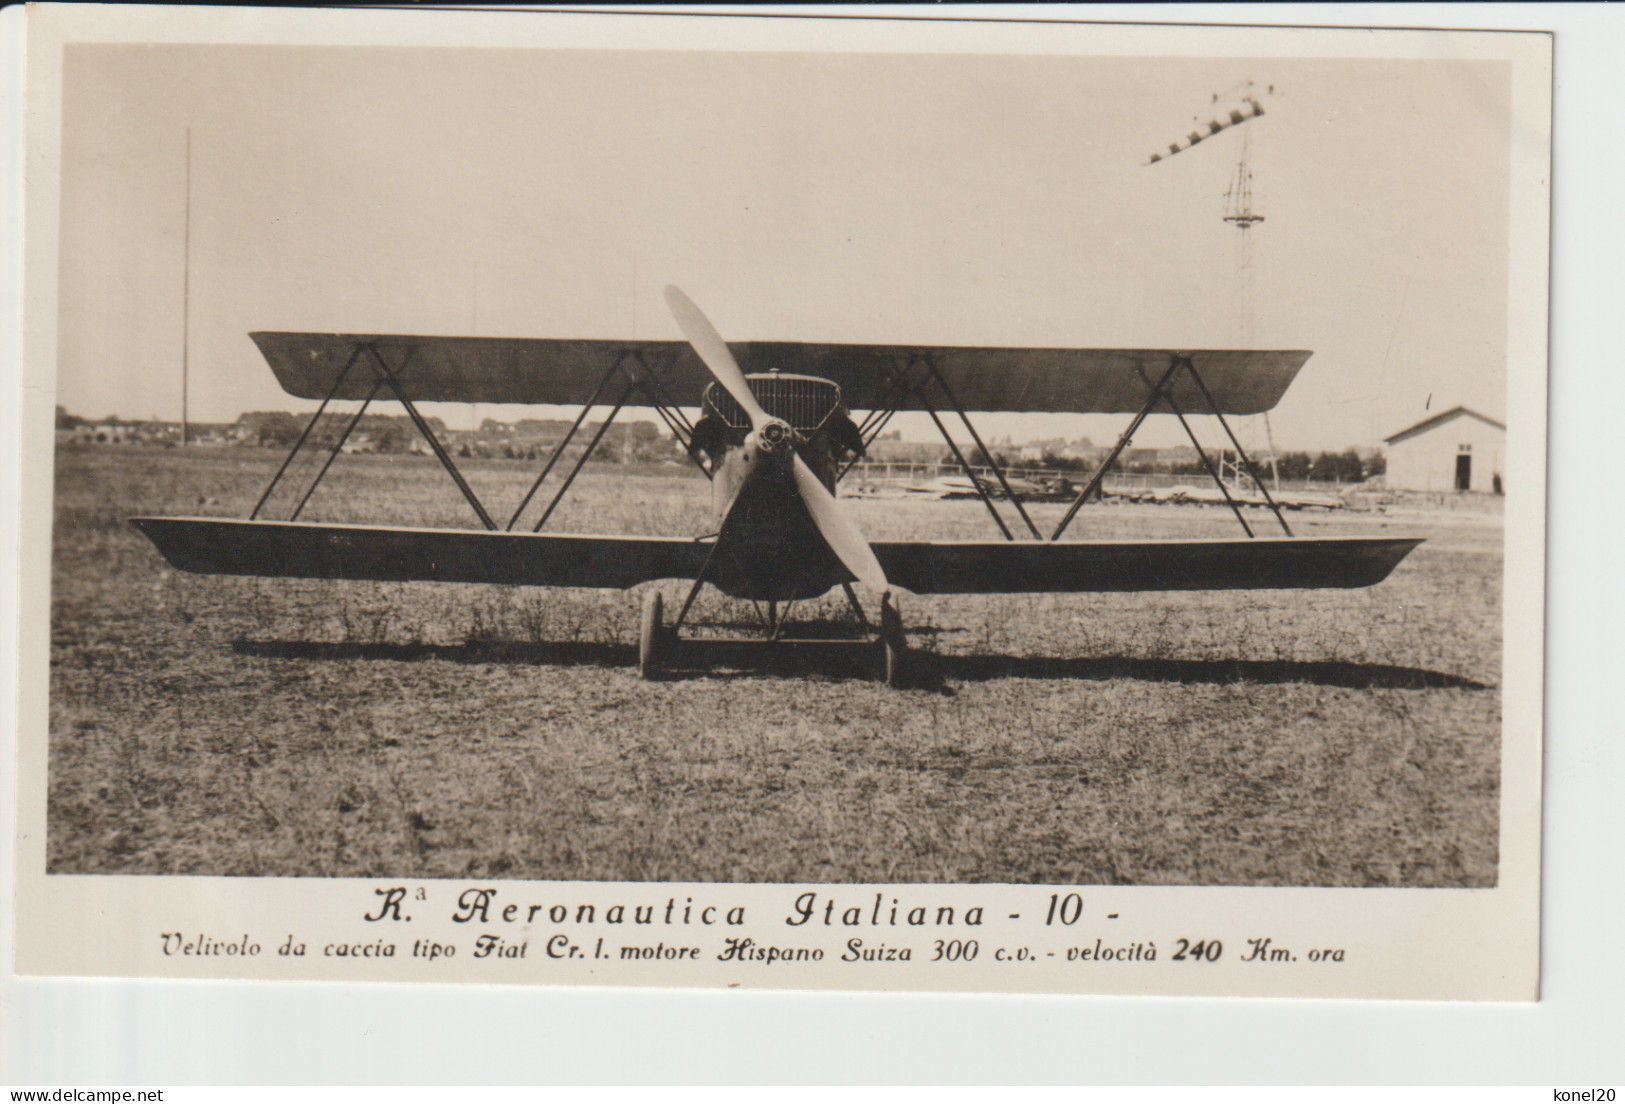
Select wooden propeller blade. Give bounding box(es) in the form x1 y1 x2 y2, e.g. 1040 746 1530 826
793 455 888 593
663 285 770 428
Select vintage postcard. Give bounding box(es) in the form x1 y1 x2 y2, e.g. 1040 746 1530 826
13 6 1549 999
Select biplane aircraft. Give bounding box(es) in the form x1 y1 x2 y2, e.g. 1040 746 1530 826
133 286 1421 685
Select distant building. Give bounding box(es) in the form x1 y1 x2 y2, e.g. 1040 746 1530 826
1382 406 1505 493
1155 445 1201 467
1018 437 1098 463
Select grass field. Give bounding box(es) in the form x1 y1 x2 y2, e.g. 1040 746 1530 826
47 443 1502 886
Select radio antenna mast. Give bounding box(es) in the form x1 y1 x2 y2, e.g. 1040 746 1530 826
1223 121 1264 344
181 127 191 447
1147 82 1280 487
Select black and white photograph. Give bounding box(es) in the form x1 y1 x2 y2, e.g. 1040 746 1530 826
13 7 1548 999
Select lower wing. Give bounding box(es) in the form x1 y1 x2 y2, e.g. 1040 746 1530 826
130 517 711 589
871 537 1422 593
132 517 1420 593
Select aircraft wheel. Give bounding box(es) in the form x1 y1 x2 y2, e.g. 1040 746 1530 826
638 590 664 680
879 592 907 689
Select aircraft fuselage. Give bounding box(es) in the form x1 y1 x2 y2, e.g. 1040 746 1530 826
692 373 864 601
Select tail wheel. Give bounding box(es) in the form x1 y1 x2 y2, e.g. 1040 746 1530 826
638 590 664 680
879 591 907 688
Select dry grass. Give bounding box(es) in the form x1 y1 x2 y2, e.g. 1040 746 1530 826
47 444 1501 885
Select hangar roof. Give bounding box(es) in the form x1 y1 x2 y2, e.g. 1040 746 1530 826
1383 406 1506 446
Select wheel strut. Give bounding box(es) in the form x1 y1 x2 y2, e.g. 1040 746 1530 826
879 591 907 688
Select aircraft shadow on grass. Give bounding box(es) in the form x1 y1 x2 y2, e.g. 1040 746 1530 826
927 654 1492 692
231 638 1490 693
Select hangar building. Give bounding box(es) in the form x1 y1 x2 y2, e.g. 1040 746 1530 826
1382 406 1506 493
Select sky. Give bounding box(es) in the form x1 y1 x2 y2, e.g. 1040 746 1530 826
54 43 1514 450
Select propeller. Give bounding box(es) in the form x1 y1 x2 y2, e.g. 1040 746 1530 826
664 285 769 428
664 285 888 593
790 457 888 592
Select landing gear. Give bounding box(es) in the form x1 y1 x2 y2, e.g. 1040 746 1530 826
879 591 908 689
637 584 910 686
638 589 664 681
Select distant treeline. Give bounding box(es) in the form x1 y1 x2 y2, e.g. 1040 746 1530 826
56 406 1385 481
959 447 1384 484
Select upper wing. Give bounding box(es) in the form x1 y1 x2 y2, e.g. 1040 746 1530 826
753 343 1311 416
252 332 1311 415
253 333 709 410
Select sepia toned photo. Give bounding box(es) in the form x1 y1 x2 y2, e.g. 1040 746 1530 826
14 8 1549 998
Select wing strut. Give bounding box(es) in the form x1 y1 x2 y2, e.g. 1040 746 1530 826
1049 354 1294 541
1137 359 1255 537
506 348 633 530
290 374 389 522
836 357 921 481
243 341 500 530
529 375 639 533
252 336 709 536
891 352 1042 542
508 348 711 533
245 342 501 529
922 356 1043 539
631 349 709 475
921 389 1015 541
1183 364 1294 536
250 342 365 521
364 344 497 530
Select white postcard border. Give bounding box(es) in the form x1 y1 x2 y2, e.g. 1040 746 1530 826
12 4 1549 1006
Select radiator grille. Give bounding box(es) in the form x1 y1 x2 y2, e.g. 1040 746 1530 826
704 375 842 433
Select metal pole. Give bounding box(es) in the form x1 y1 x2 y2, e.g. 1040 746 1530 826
651 402 711 477
181 128 190 447
840 581 873 633
626 350 697 437
843 357 929 480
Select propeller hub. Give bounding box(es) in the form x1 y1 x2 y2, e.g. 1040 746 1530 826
757 419 792 453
